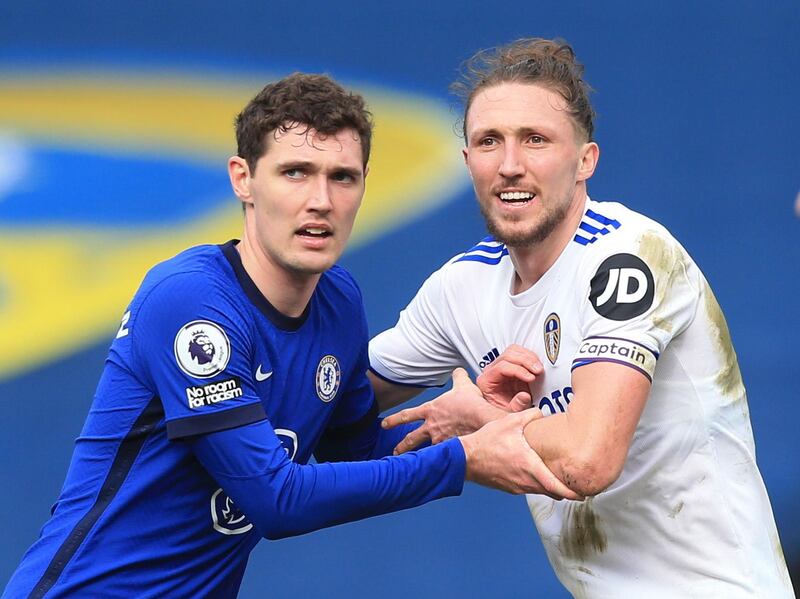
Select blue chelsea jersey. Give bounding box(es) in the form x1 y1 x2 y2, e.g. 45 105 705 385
5 241 465 599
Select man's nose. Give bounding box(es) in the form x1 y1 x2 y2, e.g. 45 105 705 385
498 144 525 179
307 177 333 212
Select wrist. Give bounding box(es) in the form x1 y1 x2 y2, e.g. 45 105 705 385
458 431 486 483
471 402 505 429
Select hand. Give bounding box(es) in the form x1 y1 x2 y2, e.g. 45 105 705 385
476 345 544 412
459 410 583 501
383 368 505 455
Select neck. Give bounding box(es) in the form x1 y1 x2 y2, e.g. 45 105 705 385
237 228 320 319
508 189 587 294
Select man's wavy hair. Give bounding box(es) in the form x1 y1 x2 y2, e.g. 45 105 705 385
452 38 595 143
235 73 373 172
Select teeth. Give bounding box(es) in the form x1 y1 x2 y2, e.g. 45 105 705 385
499 191 533 201
304 228 327 235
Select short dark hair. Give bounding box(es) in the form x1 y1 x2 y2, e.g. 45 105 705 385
452 38 595 143
235 73 373 172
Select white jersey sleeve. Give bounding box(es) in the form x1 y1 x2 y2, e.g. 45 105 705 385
573 221 702 382
369 266 466 387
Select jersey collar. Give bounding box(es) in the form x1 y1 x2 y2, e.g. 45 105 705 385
219 240 310 332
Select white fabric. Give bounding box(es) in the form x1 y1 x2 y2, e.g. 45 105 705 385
370 198 793 598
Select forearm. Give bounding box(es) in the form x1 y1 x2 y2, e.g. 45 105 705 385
369 370 424 411
192 421 465 540
520 362 652 496
525 413 636 497
522 414 591 492
228 440 464 539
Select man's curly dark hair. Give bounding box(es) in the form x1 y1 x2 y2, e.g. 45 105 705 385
235 72 373 172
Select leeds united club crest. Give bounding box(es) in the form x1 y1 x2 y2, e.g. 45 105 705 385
544 313 561 365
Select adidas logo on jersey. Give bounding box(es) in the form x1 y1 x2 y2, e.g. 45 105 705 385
479 347 500 369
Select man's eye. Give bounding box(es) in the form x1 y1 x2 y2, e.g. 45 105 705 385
528 135 545 144
285 168 305 179
332 172 355 183
479 137 497 147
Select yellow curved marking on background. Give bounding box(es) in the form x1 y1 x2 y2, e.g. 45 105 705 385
0 69 467 378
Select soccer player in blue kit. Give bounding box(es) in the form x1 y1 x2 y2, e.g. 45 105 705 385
3 73 569 598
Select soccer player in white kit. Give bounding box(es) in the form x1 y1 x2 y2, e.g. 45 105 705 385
368 39 794 598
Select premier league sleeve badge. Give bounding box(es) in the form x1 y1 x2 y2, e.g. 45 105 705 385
174 320 231 378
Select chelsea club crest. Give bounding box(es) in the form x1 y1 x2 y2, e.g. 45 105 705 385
544 313 561 365
315 355 341 402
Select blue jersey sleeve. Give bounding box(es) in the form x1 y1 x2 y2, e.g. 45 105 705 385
131 271 266 439
189 418 465 540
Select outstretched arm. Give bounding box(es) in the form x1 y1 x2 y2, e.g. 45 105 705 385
190 418 465 541
189 400 567 541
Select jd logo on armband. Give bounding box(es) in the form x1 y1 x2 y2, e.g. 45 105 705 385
589 254 654 320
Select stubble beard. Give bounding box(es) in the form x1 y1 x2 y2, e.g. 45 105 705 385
479 194 572 248
283 250 336 276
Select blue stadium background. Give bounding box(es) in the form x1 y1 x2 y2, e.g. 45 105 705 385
1 1 798 596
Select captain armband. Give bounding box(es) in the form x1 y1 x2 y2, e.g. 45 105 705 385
571 336 659 382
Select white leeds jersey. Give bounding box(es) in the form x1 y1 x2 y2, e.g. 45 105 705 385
369 199 793 598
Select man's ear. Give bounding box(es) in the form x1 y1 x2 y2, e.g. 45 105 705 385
576 142 599 182
228 156 253 206
462 147 473 180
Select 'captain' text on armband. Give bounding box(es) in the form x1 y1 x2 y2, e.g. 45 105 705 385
580 341 647 365
571 336 658 381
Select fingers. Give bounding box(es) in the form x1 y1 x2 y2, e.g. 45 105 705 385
479 361 537 385
508 391 533 412
393 427 431 455
451 367 472 388
513 410 582 501
496 344 544 375
516 407 543 427
523 452 584 501
481 411 581 500
476 357 540 405
381 405 425 430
